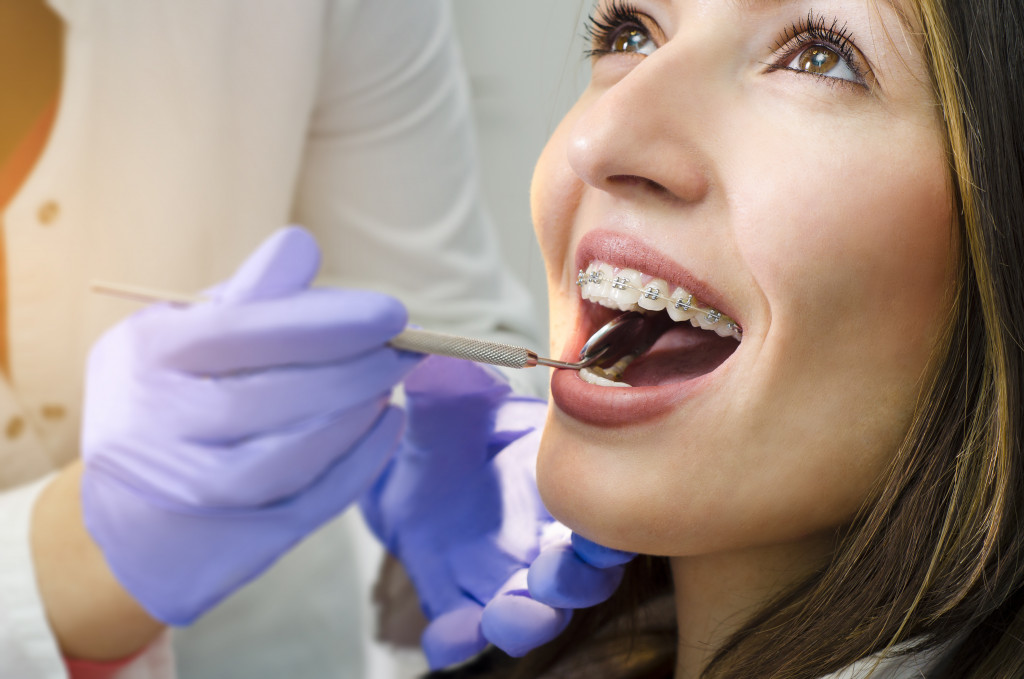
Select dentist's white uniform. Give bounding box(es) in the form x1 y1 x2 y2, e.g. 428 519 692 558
0 1 540 677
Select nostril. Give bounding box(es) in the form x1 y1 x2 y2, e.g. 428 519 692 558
607 174 671 197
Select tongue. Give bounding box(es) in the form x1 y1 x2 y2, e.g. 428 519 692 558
620 323 737 387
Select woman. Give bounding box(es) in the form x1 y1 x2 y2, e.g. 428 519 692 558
432 0 1024 676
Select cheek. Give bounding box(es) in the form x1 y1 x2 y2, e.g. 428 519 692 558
729 110 955 427
733 119 954 333
720 122 955 535
530 109 585 289
532 101 593 356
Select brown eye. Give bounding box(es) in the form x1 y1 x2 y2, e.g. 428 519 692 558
783 43 859 83
611 28 655 55
796 46 840 74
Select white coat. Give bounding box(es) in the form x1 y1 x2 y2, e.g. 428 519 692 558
0 0 541 677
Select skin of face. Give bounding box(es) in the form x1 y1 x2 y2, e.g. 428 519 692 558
532 0 954 562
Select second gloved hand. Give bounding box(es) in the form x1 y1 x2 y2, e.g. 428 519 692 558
80 226 421 625
361 355 635 668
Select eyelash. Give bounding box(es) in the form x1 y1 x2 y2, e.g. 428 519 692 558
768 11 866 87
583 4 867 88
583 0 648 59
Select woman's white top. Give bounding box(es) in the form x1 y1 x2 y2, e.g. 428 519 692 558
0 0 540 677
820 638 958 678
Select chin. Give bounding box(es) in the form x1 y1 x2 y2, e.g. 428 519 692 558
536 413 718 555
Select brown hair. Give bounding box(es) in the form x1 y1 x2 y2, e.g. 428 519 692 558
431 0 1024 676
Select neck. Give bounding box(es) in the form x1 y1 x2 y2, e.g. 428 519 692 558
669 536 835 679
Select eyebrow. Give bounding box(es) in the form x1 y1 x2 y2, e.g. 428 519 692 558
728 0 915 33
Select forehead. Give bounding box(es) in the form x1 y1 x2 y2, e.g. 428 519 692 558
641 0 918 32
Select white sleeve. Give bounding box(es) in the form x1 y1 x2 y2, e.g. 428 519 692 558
0 474 175 679
108 633 175 679
0 474 66 679
291 0 545 397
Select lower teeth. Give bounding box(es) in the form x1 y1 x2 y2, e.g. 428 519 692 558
579 367 631 388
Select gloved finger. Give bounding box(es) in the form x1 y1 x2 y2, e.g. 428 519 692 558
201 399 396 507
571 533 637 568
218 226 320 303
359 455 396 545
155 346 419 441
138 288 409 374
85 407 406 626
480 569 572 658
286 405 406 526
105 398 397 508
421 603 487 670
526 542 626 609
402 355 512 468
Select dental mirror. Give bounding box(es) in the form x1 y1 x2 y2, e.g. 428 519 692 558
571 310 653 369
387 310 651 371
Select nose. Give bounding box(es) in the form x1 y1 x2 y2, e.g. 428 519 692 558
567 47 713 206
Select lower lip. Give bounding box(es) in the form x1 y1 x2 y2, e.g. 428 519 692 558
548 329 715 427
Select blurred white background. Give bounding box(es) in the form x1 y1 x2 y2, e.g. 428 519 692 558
450 1 590 350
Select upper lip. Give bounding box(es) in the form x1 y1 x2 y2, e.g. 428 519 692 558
573 229 743 328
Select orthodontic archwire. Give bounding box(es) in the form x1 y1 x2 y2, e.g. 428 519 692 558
577 268 742 339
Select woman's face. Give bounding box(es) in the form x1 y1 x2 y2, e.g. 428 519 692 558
534 0 953 557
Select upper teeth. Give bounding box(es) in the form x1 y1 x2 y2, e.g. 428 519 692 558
577 262 741 341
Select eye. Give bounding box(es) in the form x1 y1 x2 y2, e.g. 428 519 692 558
584 1 658 59
607 27 656 56
786 44 859 82
769 12 869 89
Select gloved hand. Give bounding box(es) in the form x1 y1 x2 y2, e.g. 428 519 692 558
80 226 421 625
480 531 636 658
360 355 635 668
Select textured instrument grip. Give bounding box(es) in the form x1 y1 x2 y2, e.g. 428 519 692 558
389 329 534 369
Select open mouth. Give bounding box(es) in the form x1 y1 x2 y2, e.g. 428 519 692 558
574 261 741 388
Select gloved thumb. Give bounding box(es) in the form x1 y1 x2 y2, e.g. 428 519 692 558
219 226 321 304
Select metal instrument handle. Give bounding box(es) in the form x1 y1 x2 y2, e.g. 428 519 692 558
389 328 540 369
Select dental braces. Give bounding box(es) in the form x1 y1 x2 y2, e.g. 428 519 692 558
577 268 742 338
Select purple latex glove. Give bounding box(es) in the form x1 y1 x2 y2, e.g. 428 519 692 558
360 355 635 668
480 532 635 658
81 226 421 625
